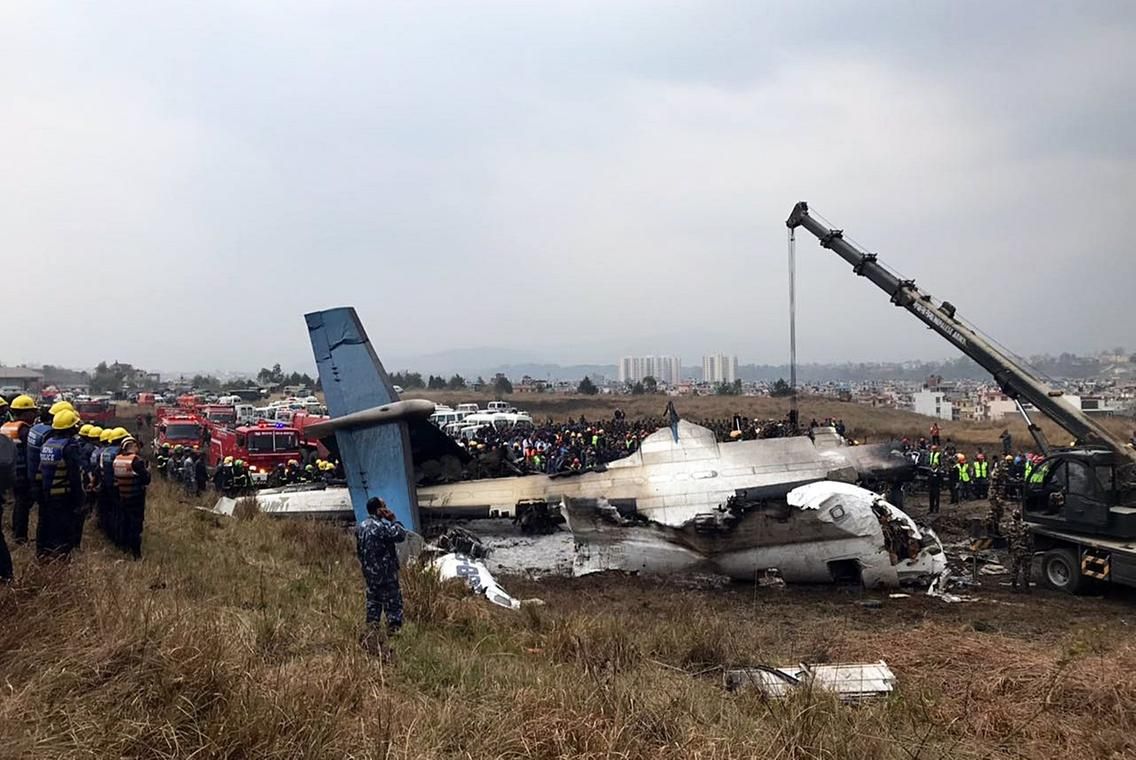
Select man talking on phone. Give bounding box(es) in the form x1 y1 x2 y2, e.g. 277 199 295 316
355 496 407 634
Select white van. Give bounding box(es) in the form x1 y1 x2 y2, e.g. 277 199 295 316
487 401 511 412
235 404 257 425
456 403 479 415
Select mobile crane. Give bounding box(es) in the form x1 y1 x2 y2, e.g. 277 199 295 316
787 201 1136 593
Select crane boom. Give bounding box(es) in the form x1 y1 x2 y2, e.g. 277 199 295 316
786 201 1135 464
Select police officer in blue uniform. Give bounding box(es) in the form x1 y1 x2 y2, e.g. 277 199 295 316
23 401 68 545
37 408 84 559
355 497 406 634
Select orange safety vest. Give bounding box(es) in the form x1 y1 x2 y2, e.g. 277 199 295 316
1 419 28 441
113 453 145 500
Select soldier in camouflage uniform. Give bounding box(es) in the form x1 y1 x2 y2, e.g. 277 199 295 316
1006 508 1033 592
355 496 406 633
986 454 1011 535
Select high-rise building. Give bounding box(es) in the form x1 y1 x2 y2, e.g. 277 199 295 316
618 355 682 386
702 354 738 384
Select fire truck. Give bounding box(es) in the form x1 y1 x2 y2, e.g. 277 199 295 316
198 404 238 428
287 410 332 462
208 422 303 483
155 414 206 451
76 399 116 426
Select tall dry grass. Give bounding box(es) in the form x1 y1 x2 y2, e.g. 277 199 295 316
2 479 1135 758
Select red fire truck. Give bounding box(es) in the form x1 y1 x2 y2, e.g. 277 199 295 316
208 422 303 483
287 410 332 461
198 404 237 428
155 414 206 451
76 399 116 426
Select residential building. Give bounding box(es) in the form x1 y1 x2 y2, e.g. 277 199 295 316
618 355 682 386
912 389 953 420
702 354 738 384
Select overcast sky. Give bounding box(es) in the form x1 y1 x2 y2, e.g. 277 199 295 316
4 1 1134 373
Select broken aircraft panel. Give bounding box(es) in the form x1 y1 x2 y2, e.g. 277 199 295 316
566 481 944 587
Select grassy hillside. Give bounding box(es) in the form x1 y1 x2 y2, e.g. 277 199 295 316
2 482 1135 758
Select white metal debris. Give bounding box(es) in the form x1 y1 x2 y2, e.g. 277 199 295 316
724 661 896 701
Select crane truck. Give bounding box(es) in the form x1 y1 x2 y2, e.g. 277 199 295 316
787 201 1136 594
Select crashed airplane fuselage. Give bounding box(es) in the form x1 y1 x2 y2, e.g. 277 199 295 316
221 416 940 587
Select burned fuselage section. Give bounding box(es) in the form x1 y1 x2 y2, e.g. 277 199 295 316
565 481 944 588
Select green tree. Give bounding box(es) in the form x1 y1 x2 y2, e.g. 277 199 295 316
446 374 467 390
642 375 658 394
577 376 598 395
631 381 645 395
492 374 513 395
770 378 793 397
715 381 738 396
427 375 446 390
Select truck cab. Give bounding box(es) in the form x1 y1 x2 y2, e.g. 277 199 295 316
199 404 238 428
1024 450 1136 538
156 416 205 451
209 423 303 481
76 399 115 426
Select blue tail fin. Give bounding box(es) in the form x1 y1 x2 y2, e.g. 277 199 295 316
306 307 419 530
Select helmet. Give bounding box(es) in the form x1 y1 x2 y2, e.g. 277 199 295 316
52 409 81 430
287 459 299 468
89 426 104 439
109 427 130 442
11 394 36 411
224 456 234 465
1004 455 1013 462
79 424 93 437
49 400 75 415
99 429 113 442
119 436 138 449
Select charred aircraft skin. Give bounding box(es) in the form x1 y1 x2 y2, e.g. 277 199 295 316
565 482 945 587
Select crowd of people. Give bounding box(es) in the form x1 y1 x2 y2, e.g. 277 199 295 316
0 396 152 582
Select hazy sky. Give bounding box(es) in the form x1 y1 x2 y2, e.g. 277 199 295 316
4 1 1134 373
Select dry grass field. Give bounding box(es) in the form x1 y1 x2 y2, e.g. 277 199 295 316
3 477 1136 759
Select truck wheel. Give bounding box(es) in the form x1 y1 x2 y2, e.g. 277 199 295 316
1041 548 1084 594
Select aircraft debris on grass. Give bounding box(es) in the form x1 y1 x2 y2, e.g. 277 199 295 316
213 306 945 589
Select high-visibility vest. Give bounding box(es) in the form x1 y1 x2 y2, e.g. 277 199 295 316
39 437 74 498
974 461 988 478
1029 464 1048 484
930 452 941 467
1024 461 1033 480
1 420 29 487
113 453 145 500
957 464 971 483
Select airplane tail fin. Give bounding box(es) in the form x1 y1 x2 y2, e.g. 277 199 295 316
306 307 421 529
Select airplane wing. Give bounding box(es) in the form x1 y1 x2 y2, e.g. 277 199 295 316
305 307 420 530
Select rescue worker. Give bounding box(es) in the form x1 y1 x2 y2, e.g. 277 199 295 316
972 453 988 500
213 456 234 492
284 459 301 484
947 453 961 505
194 452 207 496
74 424 102 548
99 428 128 545
2 395 38 549
85 426 105 533
0 398 11 581
37 409 84 559
113 436 151 559
23 402 65 544
180 451 196 496
155 443 171 478
987 455 1011 535
1006 508 1033 592
355 496 406 634
230 459 251 493
957 454 972 501
926 444 942 514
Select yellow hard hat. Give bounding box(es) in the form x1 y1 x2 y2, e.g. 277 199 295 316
89 426 104 439
49 400 75 415
52 409 81 430
223 456 234 465
109 427 130 442
0 397 6 408
79 424 93 437
99 429 113 442
11 395 36 411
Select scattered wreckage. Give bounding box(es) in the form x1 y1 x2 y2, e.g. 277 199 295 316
724 661 897 702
